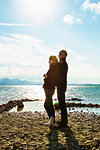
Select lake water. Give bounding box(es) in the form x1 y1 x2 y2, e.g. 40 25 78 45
0 85 100 114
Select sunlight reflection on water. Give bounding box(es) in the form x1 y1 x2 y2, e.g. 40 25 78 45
0 85 100 105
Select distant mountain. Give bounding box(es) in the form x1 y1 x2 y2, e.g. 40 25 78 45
0 78 36 85
68 84 100 86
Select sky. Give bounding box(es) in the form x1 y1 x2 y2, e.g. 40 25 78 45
0 0 100 84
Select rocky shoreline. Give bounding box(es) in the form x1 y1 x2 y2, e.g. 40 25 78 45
0 98 100 113
0 99 100 149
0 111 100 150
0 99 39 113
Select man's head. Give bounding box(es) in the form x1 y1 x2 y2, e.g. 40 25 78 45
59 50 67 60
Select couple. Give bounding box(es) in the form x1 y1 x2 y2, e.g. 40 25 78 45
43 50 68 128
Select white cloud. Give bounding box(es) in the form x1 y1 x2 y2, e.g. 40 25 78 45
63 15 74 24
0 23 34 26
0 34 100 83
0 34 53 81
63 14 82 24
68 48 100 83
82 0 100 14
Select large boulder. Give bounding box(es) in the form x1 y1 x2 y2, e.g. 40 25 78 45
17 101 24 108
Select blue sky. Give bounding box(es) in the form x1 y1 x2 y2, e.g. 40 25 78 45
0 0 100 84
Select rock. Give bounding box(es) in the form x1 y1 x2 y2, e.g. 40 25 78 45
0 114 2 119
92 138 100 148
0 112 100 150
67 98 84 101
17 106 24 112
17 101 24 108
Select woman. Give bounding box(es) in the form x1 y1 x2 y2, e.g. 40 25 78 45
43 56 58 126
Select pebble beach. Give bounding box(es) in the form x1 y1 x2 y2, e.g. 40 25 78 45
0 110 100 150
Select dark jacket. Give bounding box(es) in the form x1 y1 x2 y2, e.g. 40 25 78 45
43 63 57 90
56 58 68 92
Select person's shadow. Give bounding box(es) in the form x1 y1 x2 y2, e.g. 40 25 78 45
46 125 81 150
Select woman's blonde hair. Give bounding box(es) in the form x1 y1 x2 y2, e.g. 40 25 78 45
49 56 58 63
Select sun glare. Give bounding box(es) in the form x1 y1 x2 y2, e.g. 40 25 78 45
15 0 61 24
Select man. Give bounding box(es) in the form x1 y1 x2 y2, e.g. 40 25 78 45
56 50 68 128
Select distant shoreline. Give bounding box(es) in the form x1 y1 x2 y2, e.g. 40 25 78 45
0 78 100 85
0 84 100 86
68 84 100 86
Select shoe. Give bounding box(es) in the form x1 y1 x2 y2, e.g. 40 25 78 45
45 116 54 127
45 122 51 126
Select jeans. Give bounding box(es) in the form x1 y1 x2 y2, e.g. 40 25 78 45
44 89 55 118
57 86 68 124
